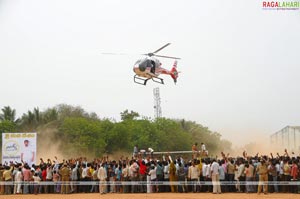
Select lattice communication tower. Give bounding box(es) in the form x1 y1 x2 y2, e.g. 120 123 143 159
153 87 162 118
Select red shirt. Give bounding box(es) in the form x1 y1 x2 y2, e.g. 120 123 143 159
291 164 298 180
42 169 47 181
138 160 147 175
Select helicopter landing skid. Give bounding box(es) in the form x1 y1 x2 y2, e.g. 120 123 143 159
134 75 164 85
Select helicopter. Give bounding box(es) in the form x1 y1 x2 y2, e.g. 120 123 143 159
133 43 181 85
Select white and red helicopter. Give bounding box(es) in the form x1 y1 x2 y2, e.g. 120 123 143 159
133 43 181 85
103 43 181 85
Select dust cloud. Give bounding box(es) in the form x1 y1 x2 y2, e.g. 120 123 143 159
36 127 65 163
219 128 291 158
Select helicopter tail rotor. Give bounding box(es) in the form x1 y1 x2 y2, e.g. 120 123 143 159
170 60 179 84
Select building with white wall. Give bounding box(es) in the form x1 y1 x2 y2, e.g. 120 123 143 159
270 126 300 153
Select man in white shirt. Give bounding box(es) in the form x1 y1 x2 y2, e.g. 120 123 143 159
14 167 23 194
201 143 207 156
163 161 170 192
201 161 207 192
148 165 157 192
21 140 35 167
211 159 221 194
97 163 107 194
70 163 78 193
205 161 212 192
188 161 200 192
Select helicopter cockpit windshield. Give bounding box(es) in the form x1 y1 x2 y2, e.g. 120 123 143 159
136 58 155 73
134 59 142 65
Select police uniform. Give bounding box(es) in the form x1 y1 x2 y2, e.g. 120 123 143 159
169 162 177 192
256 161 268 194
60 164 70 194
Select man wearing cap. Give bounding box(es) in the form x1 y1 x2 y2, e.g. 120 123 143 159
169 156 177 193
60 163 70 194
256 159 268 194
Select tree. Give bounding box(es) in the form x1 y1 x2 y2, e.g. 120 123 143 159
128 119 159 152
105 122 130 153
42 108 58 124
18 107 48 131
0 120 17 147
0 120 16 133
178 120 232 155
59 117 106 157
56 104 89 119
1 104 233 158
33 107 41 124
154 118 191 151
0 106 19 123
19 110 36 131
120 110 139 121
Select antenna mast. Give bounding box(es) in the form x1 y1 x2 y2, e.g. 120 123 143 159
153 87 162 118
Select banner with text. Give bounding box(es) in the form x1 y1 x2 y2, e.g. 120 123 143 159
2 132 36 166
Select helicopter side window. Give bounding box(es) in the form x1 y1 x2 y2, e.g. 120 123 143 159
146 59 152 68
145 60 155 73
150 60 156 73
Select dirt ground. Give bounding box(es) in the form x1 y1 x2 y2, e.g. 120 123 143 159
0 193 299 199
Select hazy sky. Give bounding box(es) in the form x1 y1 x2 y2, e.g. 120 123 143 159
0 0 299 147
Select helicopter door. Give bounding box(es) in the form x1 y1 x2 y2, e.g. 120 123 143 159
150 60 156 74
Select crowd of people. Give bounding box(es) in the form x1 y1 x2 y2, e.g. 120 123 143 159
0 146 300 195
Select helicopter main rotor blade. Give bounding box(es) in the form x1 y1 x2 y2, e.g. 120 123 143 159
101 52 142 57
152 43 171 54
155 54 181 60
101 53 130 55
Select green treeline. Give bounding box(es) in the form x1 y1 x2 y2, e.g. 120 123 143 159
0 104 232 158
